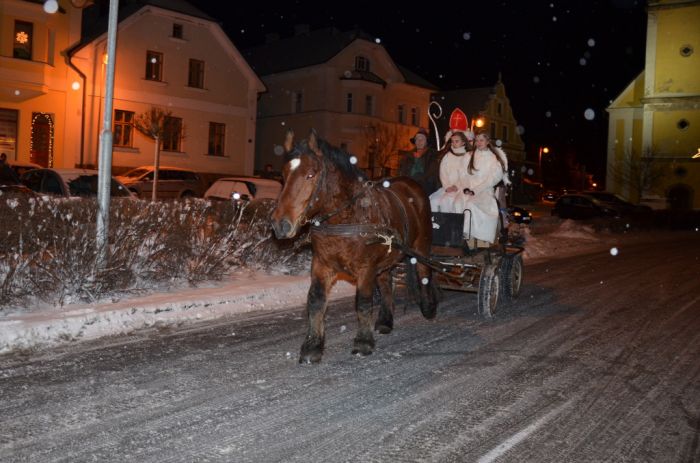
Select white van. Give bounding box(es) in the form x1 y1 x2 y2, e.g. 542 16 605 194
204 176 282 202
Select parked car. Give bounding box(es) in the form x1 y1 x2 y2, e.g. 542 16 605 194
507 206 532 224
551 194 621 220
204 176 282 203
583 191 653 215
19 168 134 198
542 190 558 202
116 166 205 199
8 160 41 178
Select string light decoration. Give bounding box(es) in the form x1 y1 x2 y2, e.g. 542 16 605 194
30 113 55 167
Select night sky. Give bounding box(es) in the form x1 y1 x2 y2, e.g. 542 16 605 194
196 0 648 183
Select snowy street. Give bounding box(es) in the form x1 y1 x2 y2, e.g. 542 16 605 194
1 231 698 462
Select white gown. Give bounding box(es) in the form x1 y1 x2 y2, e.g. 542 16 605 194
461 149 504 243
429 152 470 213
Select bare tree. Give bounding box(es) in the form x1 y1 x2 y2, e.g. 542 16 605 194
363 123 407 178
134 107 179 201
609 148 667 202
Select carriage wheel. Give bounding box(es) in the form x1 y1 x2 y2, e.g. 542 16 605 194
477 262 500 319
500 254 524 303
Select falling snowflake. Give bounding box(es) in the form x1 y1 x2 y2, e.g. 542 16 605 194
610 247 619 256
349 156 357 165
273 145 284 156
421 277 429 285
587 38 595 47
584 108 595 120
382 180 390 188
545 111 552 118
579 58 587 66
533 76 540 83
463 32 471 40
516 125 525 135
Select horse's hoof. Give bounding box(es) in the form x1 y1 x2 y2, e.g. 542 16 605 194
299 352 322 364
375 322 393 334
352 338 375 356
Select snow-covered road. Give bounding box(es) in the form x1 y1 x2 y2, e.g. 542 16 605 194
1 231 698 462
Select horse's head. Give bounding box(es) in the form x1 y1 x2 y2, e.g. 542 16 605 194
270 130 325 239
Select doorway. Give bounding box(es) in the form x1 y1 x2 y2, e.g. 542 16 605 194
31 112 54 167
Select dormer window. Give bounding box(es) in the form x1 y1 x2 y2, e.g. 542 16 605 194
173 23 183 39
355 55 370 72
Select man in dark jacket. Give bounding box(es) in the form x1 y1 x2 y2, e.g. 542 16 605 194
0 153 20 185
398 128 441 196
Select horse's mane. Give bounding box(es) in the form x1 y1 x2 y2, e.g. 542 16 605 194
286 137 367 181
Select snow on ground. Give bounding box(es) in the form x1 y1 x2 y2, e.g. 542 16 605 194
0 216 668 355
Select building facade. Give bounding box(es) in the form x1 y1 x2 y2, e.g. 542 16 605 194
606 0 700 209
244 27 438 178
1 0 264 179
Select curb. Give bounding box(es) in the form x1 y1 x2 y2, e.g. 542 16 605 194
0 274 355 355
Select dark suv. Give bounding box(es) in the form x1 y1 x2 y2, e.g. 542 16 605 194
116 166 205 199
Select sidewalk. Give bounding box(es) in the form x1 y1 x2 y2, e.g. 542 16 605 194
0 273 355 355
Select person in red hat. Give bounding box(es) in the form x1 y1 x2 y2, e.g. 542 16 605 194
399 127 441 196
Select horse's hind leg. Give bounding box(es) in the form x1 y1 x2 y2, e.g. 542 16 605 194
299 263 334 364
374 270 394 334
416 263 439 320
352 272 376 356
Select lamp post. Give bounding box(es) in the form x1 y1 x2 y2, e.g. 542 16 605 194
538 146 550 182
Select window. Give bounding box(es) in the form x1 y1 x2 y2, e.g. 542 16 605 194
497 102 503 115
355 55 370 72
397 104 406 124
13 21 33 60
346 93 353 113
411 107 419 126
113 110 134 147
145 51 163 81
161 116 182 151
502 125 508 143
677 119 690 131
293 91 303 113
364 95 374 116
172 23 183 39
188 59 205 88
490 122 496 139
208 122 225 156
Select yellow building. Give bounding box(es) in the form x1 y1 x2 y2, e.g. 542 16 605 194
607 0 700 209
1 0 264 179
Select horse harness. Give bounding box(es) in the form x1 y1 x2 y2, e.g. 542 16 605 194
300 155 410 254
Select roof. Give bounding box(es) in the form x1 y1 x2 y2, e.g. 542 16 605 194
242 28 372 75
78 0 218 50
433 87 495 117
242 27 437 90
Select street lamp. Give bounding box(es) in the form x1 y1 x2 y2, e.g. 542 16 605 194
538 146 550 180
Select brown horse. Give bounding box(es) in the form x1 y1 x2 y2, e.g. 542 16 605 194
270 130 438 363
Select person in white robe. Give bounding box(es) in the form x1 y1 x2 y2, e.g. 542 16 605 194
429 131 471 213
461 132 510 245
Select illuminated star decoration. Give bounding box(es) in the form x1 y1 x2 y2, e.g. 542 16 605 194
693 148 700 159
15 31 29 44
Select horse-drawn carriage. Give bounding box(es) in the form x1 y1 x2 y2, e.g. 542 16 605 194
270 129 525 363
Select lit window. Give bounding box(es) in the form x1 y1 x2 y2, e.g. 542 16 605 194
114 110 134 147
161 116 182 151
13 21 33 60
145 51 163 81
188 59 205 88
208 122 225 156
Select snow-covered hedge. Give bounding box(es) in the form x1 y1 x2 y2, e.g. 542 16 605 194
0 194 309 310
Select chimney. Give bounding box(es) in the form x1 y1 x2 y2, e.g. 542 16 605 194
294 24 310 36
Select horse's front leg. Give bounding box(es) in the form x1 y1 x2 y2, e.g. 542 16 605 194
374 270 394 334
352 270 376 356
299 261 334 364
